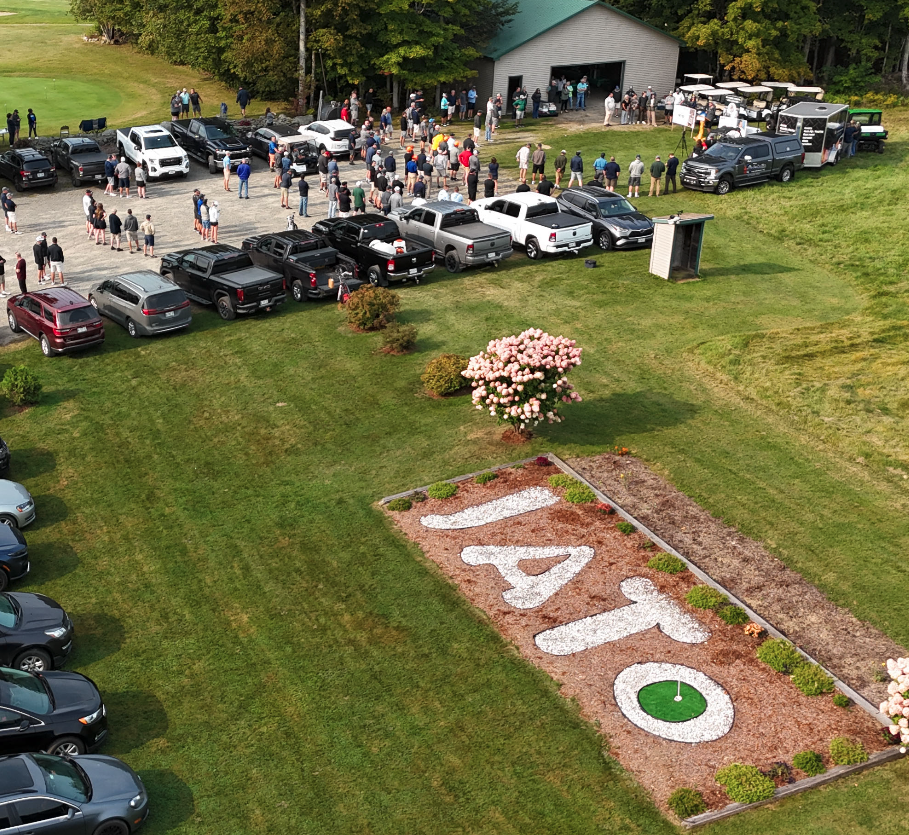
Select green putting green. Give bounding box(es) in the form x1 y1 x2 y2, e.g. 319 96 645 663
638 681 708 722
0 77 123 132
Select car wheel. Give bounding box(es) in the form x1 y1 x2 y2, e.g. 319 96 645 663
291 279 305 302
597 230 613 251
93 820 130 835
216 295 237 321
13 177 22 193
0 570 7 592
444 251 462 273
14 648 52 673
126 318 139 339
208 154 218 174
367 266 382 286
40 334 53 357
877 141 885 154
0 514 18 529
7 310 20 333
71 170 79 188
715 177 732 195
525 237 542 260
47 735 85 756
778 165 794 183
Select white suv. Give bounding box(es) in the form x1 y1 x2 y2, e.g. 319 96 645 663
296 120 359 156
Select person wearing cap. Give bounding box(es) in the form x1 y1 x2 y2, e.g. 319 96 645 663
33 235 47 284
627 154 644 198
577 77 589 111
116 157 131 199
180 88 190 116
327 176 340 218
4 192 19 235
209 201 220 243
140 214 155 257
648 155 665 196
568 151 584 188
554 150 568 188
123 208 139 253
135 163 147 198
1 187 15 233
351 181 365 214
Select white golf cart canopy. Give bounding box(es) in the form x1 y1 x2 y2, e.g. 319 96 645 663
683 73 714 82
679 84 718 93
735 85 774 95
762 81 795 90
788 86 825 100
714 81 750 89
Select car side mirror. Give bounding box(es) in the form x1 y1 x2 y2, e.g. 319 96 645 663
19 719 30 731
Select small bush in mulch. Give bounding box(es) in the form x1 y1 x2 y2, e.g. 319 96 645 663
871 663 889 683
564 482 596 504
613 445 630 455
829 737 868 765
762 761 794 784
881 727 902 745
2 365 42 407
641 539 655 551
744 622 766 639
757 638 806 675
685 585 728 611
386 497 412 511
791 663 835 697
615 521 636 535
346 285 400 331
474 472 498 484
647 553 687 574
421 353 469 396
511 463 525 469
548 473 576 489
717 605 750 625
715 763 776 803
596 502 615 515
667 787 707 819
792 750 826 776
427 481 458 499
410 492 427 502
534 456 551 466
832 693 851 708
381 323 417 353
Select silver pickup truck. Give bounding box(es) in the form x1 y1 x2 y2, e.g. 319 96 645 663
392 202 513 273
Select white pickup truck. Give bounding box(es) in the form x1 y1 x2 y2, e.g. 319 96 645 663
116 125 189 180
471 193 593 259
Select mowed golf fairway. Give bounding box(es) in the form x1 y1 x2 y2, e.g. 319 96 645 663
0 77 123 130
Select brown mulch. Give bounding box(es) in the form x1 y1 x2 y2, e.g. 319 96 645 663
385 465 889 812
568 453 907 707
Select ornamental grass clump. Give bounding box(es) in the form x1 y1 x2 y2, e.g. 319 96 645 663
791 662 835 696
757 638 806 675
421 354 469 396
1 365 42 407
386 497 412 511
667 787 707 819
879 657 909 747
829 737 868 765
685 585 728 611
792 750 826 776
461 328 582 436
647 553 686 574
715 763 776 803
564 482 595 504
427 481 458 499
345 285 400 331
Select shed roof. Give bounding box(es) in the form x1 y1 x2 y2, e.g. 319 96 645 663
780 102 848 118
485 0 681 60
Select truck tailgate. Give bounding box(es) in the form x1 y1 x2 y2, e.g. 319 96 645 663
454 222 512 253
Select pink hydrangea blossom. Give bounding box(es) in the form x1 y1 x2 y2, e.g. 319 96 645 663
882 658 909 744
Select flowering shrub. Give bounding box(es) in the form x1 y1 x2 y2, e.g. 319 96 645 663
879 657 909 747
792 750 826 776
667 787 707 819
613 446 630 456
744 622 766 639
596 502 615 515
462 329 582 430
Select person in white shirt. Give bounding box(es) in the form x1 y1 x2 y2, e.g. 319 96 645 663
437 185 450 201
725 100 739 120
82 190 94 236
604 93 616 127
449 186 464 203
515 143 531 183
209 201 220 243
411 195 427 207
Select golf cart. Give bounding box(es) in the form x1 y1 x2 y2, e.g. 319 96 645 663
787 86 825 104
682 73 714 86
848 109 887 153
734 86 775 121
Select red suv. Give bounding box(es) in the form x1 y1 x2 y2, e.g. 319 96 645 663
7 287 105 356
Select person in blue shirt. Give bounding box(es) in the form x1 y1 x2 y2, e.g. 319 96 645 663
237 159 251 199
268 139 277 171
576 77 589 111
467 86 477 118
222 152 232 192
593 152 608 183
405 157 419 193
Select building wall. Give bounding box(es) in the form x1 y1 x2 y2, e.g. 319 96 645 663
490 5 678 106
471 57 497 109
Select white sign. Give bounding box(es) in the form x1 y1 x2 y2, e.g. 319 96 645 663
673 105 697 129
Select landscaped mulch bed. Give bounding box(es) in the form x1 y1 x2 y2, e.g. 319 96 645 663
383 463 889 813
568 453 907 707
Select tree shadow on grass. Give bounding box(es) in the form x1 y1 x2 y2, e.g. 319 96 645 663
68 611 124 667
26 540 79 585
104 690 169 755
135 769 194 832
700 262 798 279
539 389 701 446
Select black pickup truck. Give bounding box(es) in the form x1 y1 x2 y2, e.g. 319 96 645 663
50 137 107 188
159 245 285 320
311 216 435 286
241 230 362 302
163 118 251 174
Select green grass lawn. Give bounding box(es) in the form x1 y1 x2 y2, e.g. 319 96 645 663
0 0 73 24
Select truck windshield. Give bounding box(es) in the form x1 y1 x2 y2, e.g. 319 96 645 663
145 134 178 149
440 210 480 228
700 144 743 162
205 123 236 140
525 203 559 219
70 144 100 155
211 255 253 273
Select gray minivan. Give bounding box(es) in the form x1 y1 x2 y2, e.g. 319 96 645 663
89 271 191 338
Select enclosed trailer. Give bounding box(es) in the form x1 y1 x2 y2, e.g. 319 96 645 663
776 101 848 167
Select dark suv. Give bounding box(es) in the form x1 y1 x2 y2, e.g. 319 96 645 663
557 187 653 251
7 288 105 357
680 133 804 195
0 148 57 192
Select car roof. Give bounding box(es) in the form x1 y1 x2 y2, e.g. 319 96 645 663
571 187 628 201
114 271 181 294
311 120 355 130
419 202 477 215
172 244 243 259
264 230 321 244
25 287 92 310
13 148 47 159
259 125 298 137
488 192 556 206
780 101 847 118
0 756 37 797
132 126 170 135
63 137 99 147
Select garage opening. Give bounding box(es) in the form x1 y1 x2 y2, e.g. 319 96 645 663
549 62 624 98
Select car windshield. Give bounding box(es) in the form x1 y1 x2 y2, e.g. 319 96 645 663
0 593 17 628
525 203 559 219
0 668 51 714
33 754 89 803
145 134 178 149
57 306 100 326
440 210 480 228
206 123 235 140
700 144 743 162
70 145 99 155
851 112 879 126
598 198 636 218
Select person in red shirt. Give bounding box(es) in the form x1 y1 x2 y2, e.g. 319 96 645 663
15 252 26 294
458 148 471 185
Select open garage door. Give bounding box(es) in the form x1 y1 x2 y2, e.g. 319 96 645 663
550 61 624 98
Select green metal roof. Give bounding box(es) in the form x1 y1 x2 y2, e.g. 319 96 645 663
485 0 681 61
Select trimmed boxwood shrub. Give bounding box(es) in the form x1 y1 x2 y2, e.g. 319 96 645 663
564 483 596 504
715 763 776 803
756 638 806 675
667 787 707 819
791 663 835 696
421 354 469 396
386 497 412 511
686 585 728 611
829 737 868 765
648 553 687 574
547 473 576 489
717 605 750 625
615 521 636 535
1 365 42 406
346 285 400 331
792 750 826 776
474 472 498 484
427 481 458 499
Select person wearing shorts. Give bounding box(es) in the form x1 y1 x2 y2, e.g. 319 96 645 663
5 195 18 234
189 88 202 116
116 157 131 198
33 236 46 284
123 209 139 253
140 215 155 257
209 201 219 244
135 165 147 198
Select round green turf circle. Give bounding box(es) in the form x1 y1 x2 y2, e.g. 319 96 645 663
637 680 708 722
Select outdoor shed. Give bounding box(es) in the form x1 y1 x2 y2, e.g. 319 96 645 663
472 0 681 109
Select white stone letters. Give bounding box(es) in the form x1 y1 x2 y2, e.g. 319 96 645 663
534 577 710 655
461 545 595 609
420 487 559 530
